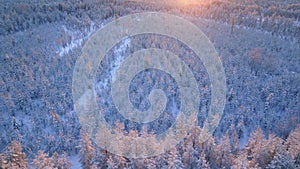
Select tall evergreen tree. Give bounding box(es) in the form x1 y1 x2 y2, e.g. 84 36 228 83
286 126 300 159
165 147 183 169
33 150 53 169
245 128 270 168
0 141 28 169
52 152 72 169
214 132 232 168
196 151 210 169
79 131 95 169
106 154 117 169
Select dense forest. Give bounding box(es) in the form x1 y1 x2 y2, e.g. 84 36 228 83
1 125 300 168
0 0 299 168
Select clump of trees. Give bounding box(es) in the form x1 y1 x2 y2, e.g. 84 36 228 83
1 0 299 40
1 124 299 168
0 141 28 168
0 141 71 169
248 48 277 75
78 124 300 168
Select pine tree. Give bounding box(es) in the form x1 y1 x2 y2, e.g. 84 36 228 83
245 128 270 168
214 132 232 168
232 128 286 169
79 131 95 169
1 141 28 168
229 122 240 154
286 126 300 159
267 134 284 153
165 147 183 169
106 154 117 169
198 131 216 167
182 140 198 168
33 150 53 169
182 151 190 167
52 152 72 169
231 15 236 34
114 155 128 169
91 148 107 169
144 156 157 169
232 152 261 169
182 115 201 168
187 112 201 147
115 120 126 135
52 152 60 167
153 154 165 169
232 152 249 169
0 153 8 169
295 149 300 168
196 152 210 169
248 48 263 75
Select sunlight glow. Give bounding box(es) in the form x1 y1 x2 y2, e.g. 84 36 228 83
175 0 214 7
176 0 199 6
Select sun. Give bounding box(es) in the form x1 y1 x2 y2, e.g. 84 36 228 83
176 0 200 6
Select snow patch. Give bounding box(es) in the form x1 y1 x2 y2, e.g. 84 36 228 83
58 38 83 57
111 38 131 82
293 20 300 27
57 21 106 57
69 155 82 169
239 128 250 149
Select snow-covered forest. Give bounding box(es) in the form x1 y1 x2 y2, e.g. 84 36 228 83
0 0 299 168
1 125 300 168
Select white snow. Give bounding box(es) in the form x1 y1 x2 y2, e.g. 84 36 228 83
293 20 300 27
69 155 82 169
58 38 83 57
111 38 131 82
239 128 250 149
57 21 106 57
